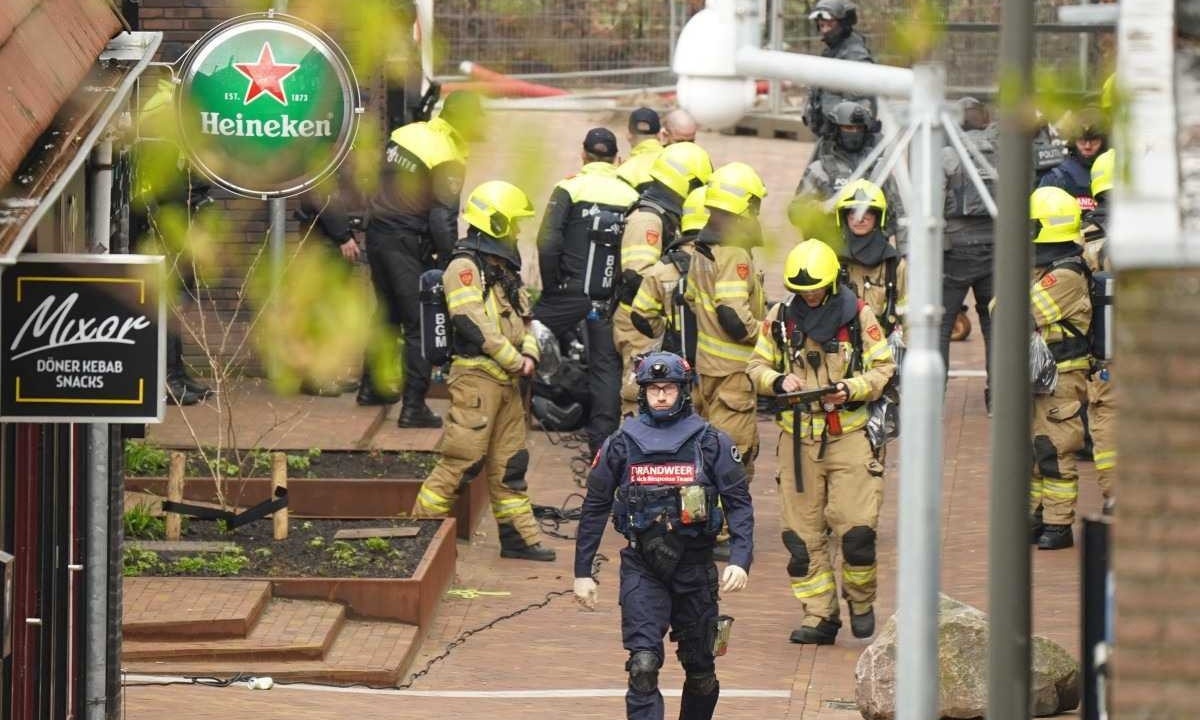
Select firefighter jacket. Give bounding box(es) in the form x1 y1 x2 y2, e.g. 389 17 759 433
1031 245 1092 374
685 225 766 377
370 117 467 260
616 137 664 190
536 162 639 292
630 241 695 341
747 288 896 440
839 230 906 335
443 254 540 383
575 411 754 577
618 181 683 309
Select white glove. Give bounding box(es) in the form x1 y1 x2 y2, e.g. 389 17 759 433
574 577 598 610
721 565 748 594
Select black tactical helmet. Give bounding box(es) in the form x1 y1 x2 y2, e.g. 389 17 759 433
809 0 858 26
828 100 872 127
826 101 874 152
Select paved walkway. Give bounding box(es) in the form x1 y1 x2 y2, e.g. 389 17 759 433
124 314 1097 718
126 111 1097 718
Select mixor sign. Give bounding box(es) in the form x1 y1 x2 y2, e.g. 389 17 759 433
176 14 361 198
0 256 166 423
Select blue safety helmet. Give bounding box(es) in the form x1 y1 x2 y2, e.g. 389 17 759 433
634 351 694 423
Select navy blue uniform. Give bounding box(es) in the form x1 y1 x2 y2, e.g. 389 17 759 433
1038 155 1097 213
575 412 754 720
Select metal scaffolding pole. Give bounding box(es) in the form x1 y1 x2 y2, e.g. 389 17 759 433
988 0 1035 715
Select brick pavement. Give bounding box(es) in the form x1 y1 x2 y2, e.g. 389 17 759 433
125 112 1094 718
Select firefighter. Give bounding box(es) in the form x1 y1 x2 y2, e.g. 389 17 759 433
1038 106 1108 213
574 351 754 720
367 90 484 427
532 128 640 454
410 181 555 562
1085 148 1116 513
1025 186 1092 550
629 186 709 364
803 0 875 139
832 179 906 334
614 142 714 416
685 162 768 481
617 107 665 191
747 240 896 644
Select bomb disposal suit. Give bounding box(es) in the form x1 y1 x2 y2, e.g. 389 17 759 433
630 186 710 365
747 240 896 645
411 181 556 562
685 162 768 480
534 146 639 453
574 352 754 720
614 143 713 416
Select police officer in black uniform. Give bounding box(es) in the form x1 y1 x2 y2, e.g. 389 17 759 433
366 91 484 426
574 351 754 720
1038 106 1108 212
803 0 875 139
533 128 639 454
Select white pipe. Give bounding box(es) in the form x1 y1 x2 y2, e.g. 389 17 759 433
416 0 434 91
735 47 914 99
896 63 946 720
85 424 109 720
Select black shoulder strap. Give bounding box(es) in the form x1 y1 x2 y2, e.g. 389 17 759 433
883 257 899 332
847 303 865 375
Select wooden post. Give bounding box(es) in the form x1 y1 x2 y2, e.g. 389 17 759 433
272 451 288 540
166 452 185 541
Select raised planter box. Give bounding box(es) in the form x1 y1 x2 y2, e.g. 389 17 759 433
265 518 456 627
125 474 488 541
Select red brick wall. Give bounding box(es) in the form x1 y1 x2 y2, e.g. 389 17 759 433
1111 268 1200 714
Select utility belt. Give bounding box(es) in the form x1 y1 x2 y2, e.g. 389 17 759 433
1047 335 1091 362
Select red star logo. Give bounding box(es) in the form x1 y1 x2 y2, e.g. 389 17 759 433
234 42 299 106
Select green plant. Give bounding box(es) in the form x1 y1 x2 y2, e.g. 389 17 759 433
123 504 165 540
254 547 272 559
172 555 208 575
215 519 231 535
363 536 391 553
208 548 249 576
301 521 314 531
123 548 163 577
308 536 325 548
327 540 362 568
124 441 170 476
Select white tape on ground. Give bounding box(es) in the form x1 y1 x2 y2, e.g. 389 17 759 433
123 675 790 699
947 369 987 378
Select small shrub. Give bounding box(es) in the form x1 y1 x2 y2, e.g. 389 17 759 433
327 540 362 568
363 537 391 553
208 548 249 576
123 548 163 577
124 441 170 476
124 504 165 540
172 555 208 575
308 536 325 548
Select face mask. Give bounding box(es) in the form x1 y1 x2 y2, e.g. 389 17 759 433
838 128 866 152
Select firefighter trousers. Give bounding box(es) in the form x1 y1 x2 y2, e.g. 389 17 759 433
777 429 883 627
411 371 539 543
696 373 759 482
614 305 660 418
1031 369 1088 525
1087 368 1115 500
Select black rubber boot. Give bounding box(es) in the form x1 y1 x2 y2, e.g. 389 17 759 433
789 618 840 645
165 375 204 406
398 403 443 428
166 332 206 405
678 674 720 720
355 364 399 406
498 524 556 562
1037 524 1074 550
850 606 876 639
1030 507 1044 545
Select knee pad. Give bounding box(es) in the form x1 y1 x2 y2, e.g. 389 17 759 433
683 671 719 697
626 650 660 694
842 526 877 566
502 449 529 491
456 459 485 491
781 530 810 577
1033 435 1061 479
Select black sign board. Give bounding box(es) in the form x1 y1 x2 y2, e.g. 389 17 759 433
1 255 165 423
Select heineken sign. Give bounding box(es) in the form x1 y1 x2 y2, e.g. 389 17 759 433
177 14 361 198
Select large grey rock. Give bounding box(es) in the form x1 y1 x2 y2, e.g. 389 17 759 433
854 594 1080 719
